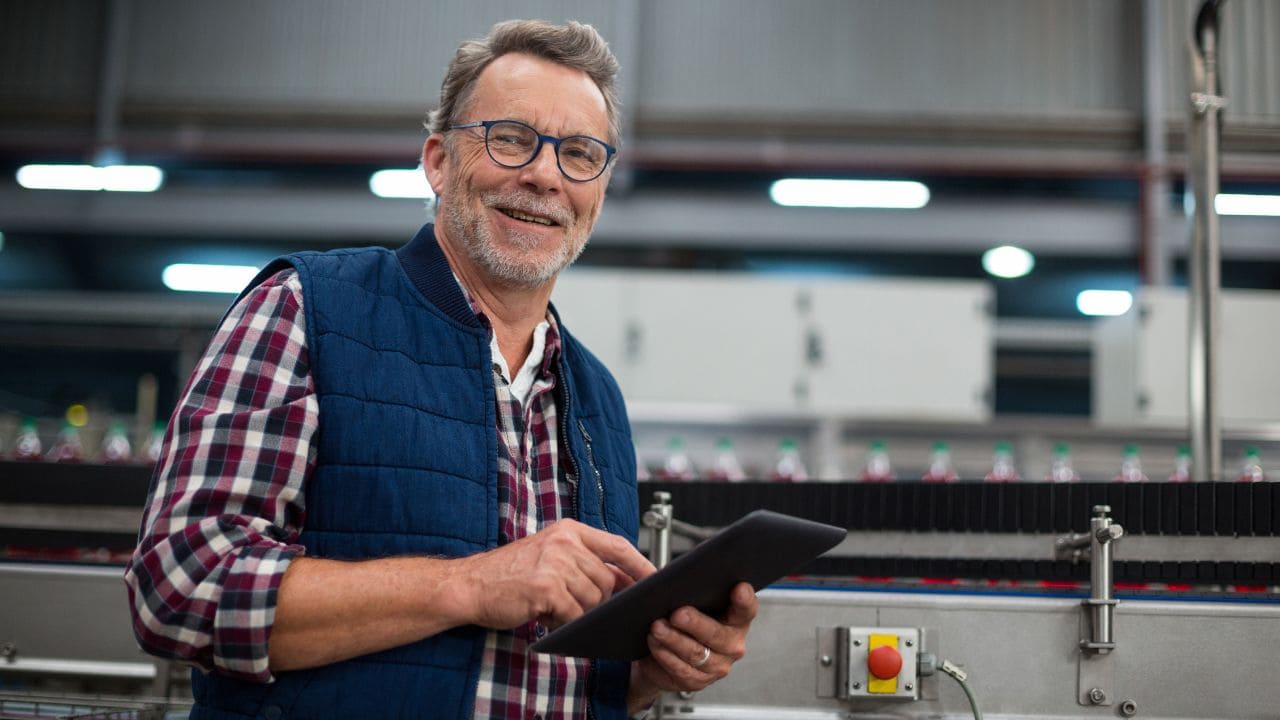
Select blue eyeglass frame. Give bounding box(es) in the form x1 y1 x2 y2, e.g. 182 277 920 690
446 119 617 182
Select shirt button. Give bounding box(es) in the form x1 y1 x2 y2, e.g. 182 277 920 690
263 705 282 720
535 623 547 639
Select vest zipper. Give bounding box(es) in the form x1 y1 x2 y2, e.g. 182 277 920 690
558 374 582 522
576 419 608 531
559 364 605 720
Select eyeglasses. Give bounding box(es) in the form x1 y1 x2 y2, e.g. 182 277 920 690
446 119 616 183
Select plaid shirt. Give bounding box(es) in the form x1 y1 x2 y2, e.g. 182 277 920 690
126 268 591 718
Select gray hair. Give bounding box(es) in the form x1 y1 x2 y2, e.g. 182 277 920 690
425 19 621 147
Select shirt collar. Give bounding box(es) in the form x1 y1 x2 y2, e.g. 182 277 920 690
454 274 562 382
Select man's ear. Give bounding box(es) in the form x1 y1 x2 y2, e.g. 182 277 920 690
423 134 447 197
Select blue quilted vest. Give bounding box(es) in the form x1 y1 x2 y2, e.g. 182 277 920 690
190 224 639 720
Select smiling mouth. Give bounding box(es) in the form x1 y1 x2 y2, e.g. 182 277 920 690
497 207 558 226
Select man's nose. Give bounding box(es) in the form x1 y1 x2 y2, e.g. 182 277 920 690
517 141 563 192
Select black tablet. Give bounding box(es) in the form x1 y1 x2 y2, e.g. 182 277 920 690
529 509 846 660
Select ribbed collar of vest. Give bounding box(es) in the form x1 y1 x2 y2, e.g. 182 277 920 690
395 223 485 330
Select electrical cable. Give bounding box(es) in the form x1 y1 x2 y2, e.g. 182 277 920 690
938 659 982 720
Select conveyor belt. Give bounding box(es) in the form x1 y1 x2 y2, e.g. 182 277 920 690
641 479 1279 536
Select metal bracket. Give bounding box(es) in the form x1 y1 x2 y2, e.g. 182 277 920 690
1190 91 1227 114
641 491 674 570
1074 505 1124 706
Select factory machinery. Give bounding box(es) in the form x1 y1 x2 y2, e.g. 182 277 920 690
2 457 1278 719
3 4 1274 718
638 482 1279 720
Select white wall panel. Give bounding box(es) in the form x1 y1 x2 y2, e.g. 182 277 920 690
805 278 993 421
1093 288 1280 429
549 269 630 383
621 272 805 410
549 268 993 421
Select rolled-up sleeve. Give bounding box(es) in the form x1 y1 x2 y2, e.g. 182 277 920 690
124 269 316 682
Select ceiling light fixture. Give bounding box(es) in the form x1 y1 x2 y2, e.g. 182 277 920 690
1215 193 1280 217
370 168 435 199
1076 290 1133 317
16 164 164 192
162 263 260 294
981 245 1035 279
769 178 930 209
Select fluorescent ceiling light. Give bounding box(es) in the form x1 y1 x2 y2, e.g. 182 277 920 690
981 245 1035 279
162 263 260 294
769 178 929 209
1076 289 1133 317
16 164 164 192
1215 193 1280 217
370 168 435 199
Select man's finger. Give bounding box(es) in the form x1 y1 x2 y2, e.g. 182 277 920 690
573 551 620 601
608 564 637 593
723 582 758 628
577 525 656 581
647 634 714 687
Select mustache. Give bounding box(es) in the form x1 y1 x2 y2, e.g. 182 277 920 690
481 190 575 226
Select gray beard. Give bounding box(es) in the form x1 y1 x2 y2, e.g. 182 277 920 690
442 188 589 288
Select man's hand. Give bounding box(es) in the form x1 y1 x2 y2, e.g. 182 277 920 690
449 519 656 630
627 582 758 714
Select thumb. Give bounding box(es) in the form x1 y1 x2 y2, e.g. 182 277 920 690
722 582 758 628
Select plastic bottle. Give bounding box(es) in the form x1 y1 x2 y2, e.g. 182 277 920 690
1046 442 1080 483
1115 444 1148 483
984 441 1020 482
770 438 808 482
1168 444 1192 482
859 440 895 482
100 421 133 464
12 418 43 461
921 441 958 483
655 436 697 481
1237 447 1266 483
705 437 747 482
143 421 167 465
634 443 651 482
47 422 84 463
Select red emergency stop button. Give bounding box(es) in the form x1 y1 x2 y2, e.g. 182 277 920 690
867 644 902 680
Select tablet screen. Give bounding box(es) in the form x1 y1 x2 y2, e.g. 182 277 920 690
530 509 846 660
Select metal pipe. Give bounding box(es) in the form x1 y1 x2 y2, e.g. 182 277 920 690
642 491 674 570
1141 0 1171 287
1081 505 1122 654
1187 0 1225 482
93 0 133 161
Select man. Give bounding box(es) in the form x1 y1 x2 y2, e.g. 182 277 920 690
125 19 757 720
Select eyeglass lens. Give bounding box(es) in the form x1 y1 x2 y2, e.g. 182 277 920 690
485 121 608 181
